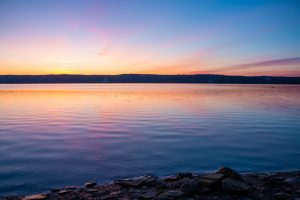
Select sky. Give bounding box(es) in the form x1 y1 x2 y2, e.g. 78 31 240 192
0 0 300 76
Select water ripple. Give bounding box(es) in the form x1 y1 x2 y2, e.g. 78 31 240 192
0 84 300 195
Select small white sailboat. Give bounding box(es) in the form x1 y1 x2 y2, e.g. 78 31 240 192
103 77 108 83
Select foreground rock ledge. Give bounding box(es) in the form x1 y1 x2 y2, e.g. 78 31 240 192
3 167 300 200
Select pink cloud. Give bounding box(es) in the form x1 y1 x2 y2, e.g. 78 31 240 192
188 57 300 76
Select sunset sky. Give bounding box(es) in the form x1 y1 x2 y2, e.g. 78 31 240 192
0 0 300 76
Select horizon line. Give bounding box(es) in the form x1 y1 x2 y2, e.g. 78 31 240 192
0 73 300 78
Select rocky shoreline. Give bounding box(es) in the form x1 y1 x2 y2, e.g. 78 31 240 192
3 167 300 200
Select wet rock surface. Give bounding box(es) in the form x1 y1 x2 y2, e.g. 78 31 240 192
3 167 300 200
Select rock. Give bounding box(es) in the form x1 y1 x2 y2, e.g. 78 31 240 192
110 191 122 196
115 176 157 188
264 176 284 187
284 177 300 186
100 194 115 200
222 178 250 194
177 172 194 179
273 192 289 200
158 190 184 198
116 179 139 188
50 188 60 193
139 191 158 199
265 173 278 180
65 186 77 190
201 187 211 194
58 189 69 195
155 180 168 189
99 183 122 193
5 168 300 200
239 198 253 200
153 196 172 200
163 181 182 190
141 176 158 187
257 186 265 192
22 194 47 200
217 167 244 181
180 179 200 196
85 182 97 188
163 175 179 182
284 186 292 192
86 189 98 193
162 177 191 190
198 173 224 188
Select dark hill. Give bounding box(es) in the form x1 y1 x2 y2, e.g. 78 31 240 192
0 74 299 84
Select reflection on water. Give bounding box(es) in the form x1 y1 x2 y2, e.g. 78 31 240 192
0 84 300 195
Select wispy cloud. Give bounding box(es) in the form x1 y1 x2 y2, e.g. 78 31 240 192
232 57 300 69
190 57 300 74
98 44 111 56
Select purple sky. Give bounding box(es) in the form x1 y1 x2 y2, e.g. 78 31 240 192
0 0 299 76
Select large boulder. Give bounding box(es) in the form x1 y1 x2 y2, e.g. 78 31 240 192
222 178 250 194
217 167 244 182
198 173 224 188
114 175 157 188
180 179 201 196
162 175 180 182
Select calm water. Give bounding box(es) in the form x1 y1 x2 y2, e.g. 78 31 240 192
0 84 300 195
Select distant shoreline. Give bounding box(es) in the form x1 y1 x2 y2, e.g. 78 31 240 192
3 167 300 200
0 74 300 84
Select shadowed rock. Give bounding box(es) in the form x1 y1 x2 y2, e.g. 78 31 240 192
222 178 250 194
180 179 200 196
115 176 157 188
3 167 300 200
198 173 224 188
217 167 244 181
162 175 180 182
85 182 97 188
